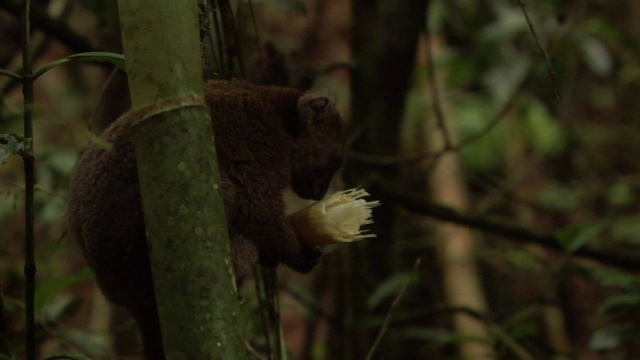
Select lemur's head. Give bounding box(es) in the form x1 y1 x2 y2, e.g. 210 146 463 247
290 93 346 201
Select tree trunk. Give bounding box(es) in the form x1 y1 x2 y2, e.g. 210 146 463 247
343 0 427 358
426 37 496 360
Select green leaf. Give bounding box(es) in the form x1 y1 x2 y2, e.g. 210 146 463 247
483 54 531 106
538 183 583 211
33 52 125 80
589 328 621 351
68 52 125 70
555 222 607 253
0 134 26 165
0 352 16 360
580 37 613 76
508 322 539 339
285 284 317 317
49 327 111 358
607 184 633 206
503 248 542 273
610 216 640 244
396 325 496 349
42 294 83 323
46 149 79 176
428 0 448 35
589 266 638 289
582 18 621 42
419 332 491 346
40 197 67 224
34 269 94 315
394 326 452 342
366 272 416 310
84 130 113 151
598 293 640 314
42 355 91 360
501 306 539 330
0 295 22 312
522 98 565 155
481 4 527 43
275 0 307 14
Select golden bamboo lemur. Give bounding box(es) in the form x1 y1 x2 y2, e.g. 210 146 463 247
67 80 346 359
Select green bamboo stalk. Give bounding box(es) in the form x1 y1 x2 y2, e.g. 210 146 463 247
117 0 245 358
21 0 36 358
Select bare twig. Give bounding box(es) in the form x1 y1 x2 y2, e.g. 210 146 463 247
516 0 560 101
248 0 261 51
21 1 37 359
281 285 343 329
348 147 447 166
255 267 285 360
5 181 66 198
88 67 119 132
218 0 245 76
448 307 537 360
457 74 526 148
210 0 226 75
473 158 554 214
348 66 527 167
1 0 94 54
377 178 640 271
0 292 10 355
253 266 274 359
1 0 97 96
245 339 269 360
425 37 453 149
366 258 422 360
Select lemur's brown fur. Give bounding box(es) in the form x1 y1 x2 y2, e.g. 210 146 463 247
67 80 345 359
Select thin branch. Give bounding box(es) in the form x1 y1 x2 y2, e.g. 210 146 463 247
88 67 119 132
377 179 640 271
21 0 37 359
2 0 101 96
245 339 268 360
0 68 22 81
299 266 332 360
366 258 422 360
320 61 357 76
516 0 560 101
348 147 447 166
438 306 536 360
253 267 274 359
456 74 525 148
248 0 261 49
1 0 94 54
4 181 66 199
425 36 453 149
281 285 343 329
218 0 245 77
0 292 10 355
211 0 226 75
265 268 284 360
348 66 527 167
473 163 561 215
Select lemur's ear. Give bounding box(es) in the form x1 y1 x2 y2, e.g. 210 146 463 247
297 92 335 129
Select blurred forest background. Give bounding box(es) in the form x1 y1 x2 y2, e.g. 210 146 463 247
2 0 640 359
